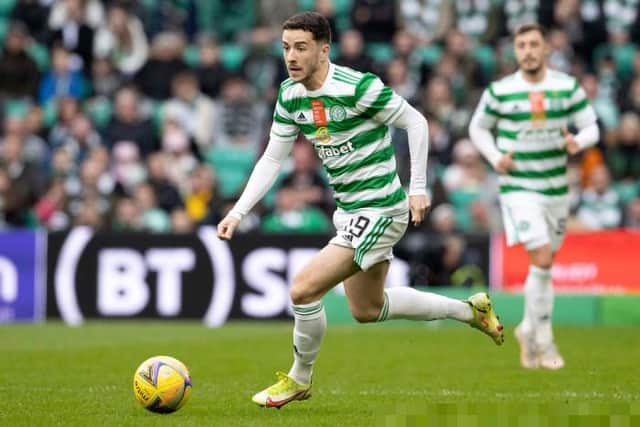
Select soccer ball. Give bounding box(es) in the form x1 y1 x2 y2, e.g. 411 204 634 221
132 355 192 413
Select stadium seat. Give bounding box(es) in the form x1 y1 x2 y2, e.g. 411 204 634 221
0 0 16 17
366 42 394 63
205 145 257 198
27 42 50 71
418 45 443 67
0 18 7 44
183 44 201 67
84 97 113 130
220 44 247 71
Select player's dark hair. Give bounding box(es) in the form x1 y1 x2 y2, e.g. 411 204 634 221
282 12 331 44
514 23 547 39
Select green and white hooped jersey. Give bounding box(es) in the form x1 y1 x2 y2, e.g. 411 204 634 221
473 69 597 200
270 63 409 215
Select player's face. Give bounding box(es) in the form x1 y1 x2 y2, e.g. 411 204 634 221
514 30 548 74
282 29 328 83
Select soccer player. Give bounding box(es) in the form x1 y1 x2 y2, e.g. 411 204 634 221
468 23 599 370
217 12 504 408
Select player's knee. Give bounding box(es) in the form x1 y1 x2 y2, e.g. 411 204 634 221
350 306 381 323
290 273 318 305
528 245 553 269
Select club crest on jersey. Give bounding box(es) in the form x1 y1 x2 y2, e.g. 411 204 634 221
329 105 346 122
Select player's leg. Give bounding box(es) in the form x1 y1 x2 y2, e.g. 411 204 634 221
342 263 504 344
252 244 359 408
342 211 504 345
503 200 563 368
531 204 569 370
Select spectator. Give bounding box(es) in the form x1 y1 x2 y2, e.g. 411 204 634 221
94 3 148 76
53 112 102 164
161 121 199 195
49 0 104 30
111 140 147 196
623 198 640 228
163 70 216 153
146 151 182 213
34 179 70 230
72 195 104 228
385 58 418 103
183 164 220 225
89 57 123 98
48 97 81 148
48 0 97 74
261 188 331 234
134 32 188 100
278 141 332 214
103 87 158 157
0 133 45 226
441 139 498 232
3 114 49 168
133 181 171 232
195 35 229 99
171 208 195 233
577 165 622 229
67 156 112 219
334 30 375 74
212 76 267 148
240 26 288 103
111 196 141 231
605 112 640 182
350 0 398 43
400 0 453 45
11 0 51 43
38 44 86 104
0 21 41 100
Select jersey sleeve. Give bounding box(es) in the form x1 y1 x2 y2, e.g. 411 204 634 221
270 88 299 142
568 80 598 129
354 73 407 125
471 86 501 129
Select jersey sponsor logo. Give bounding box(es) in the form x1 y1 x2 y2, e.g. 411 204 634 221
520 128 562 141
329 105 346 122
296 112 307 122
315 141 355 159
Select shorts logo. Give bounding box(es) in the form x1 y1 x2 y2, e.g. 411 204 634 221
329 105 346 122
517 221 530 232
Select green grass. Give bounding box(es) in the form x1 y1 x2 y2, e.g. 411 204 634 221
1 322 639 426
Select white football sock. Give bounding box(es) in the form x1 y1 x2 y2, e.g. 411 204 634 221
523 265 554 348
378 287 473 322
288 301 326 385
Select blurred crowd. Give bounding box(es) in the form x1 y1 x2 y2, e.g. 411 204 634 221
0 0 639 242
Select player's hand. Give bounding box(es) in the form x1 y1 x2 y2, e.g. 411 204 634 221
563 128 580 155
495 152 514 174
409 194 431 226
217 215 240 240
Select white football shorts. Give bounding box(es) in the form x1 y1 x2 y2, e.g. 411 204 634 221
500 198 569 252
329 209 409 271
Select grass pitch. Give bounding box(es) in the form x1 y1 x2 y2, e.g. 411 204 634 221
1 322 638 426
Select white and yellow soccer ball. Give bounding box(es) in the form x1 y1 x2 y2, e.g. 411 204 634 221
133 355 192 413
